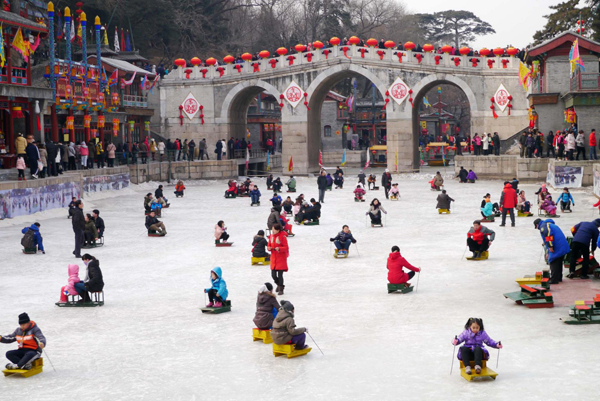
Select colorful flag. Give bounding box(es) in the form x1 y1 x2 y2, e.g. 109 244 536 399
569 38 585 78
11 28 29 62
103 25 108 45
108 69 118 87
114 27 120 52
346 94 354 110
140 74 147 90
148 75 159 94
423 96 432 108
266 152 271 171
70 18 75 42
56 10 63 40
318 150 323 169
0 24 5 68
341 149 347 166
519 61 531 90
121 71 136 86
364 148 370 169
126 30 132 51
394 150 397 171
120 28 125 53
441 145 446 165
288 156 293 172
76 20 82 45
245 148 249 169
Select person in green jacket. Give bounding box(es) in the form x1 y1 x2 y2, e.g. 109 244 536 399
286 176 296 191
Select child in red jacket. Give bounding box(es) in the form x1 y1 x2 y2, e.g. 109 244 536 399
387 245 420 284
225 180 238 197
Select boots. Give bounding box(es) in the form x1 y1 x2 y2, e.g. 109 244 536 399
278 285 284 295
275 285 281 294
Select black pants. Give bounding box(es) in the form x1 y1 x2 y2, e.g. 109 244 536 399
384 186 390 199
576 146 586 160
272 269 284 286
559 200 571 211
570 241 590 275
84 231 96 244
219 232 229 242
48 160 57 176
501 208 515 225
461 346 483 368
6 348 40 368
549 258 563 284
467 237 489 253
369 212 382 224
207 289 223 303
547 147 555 158
68 156 76 170
407 271 415 280
73 228 84 257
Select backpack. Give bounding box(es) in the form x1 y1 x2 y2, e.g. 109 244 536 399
21 229 35 248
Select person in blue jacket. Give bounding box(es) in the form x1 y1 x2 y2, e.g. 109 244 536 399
204 267 228 307
270 192 282 207
21 223 44 254
330 225 357 255
568 219 600 279
557 188 575 212
325 173 333 188
250 185 261 205
534 218 569 284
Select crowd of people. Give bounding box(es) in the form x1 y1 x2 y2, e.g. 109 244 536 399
519 126 599 161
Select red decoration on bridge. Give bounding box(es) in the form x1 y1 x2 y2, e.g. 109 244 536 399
199 105 204 124
303 92 310 111
329 37 340 46
184 69 192 79
404 41 415 51
234 65 242 73
201 69 208 78
422 44 434 52
190 57 201 66
305 52 313 62
276 47 288 56
341 46 350 59
470 58 479 67
415 53 423 63
269 59 278 68
178 105 184 126
487 59 495 69
359 48 368 58
376 50 385 60
322 49 330 59
501 59 509 68
490 97 498 119
217 67 224 77
223 55 234 64
251 62 260 72
434 55 442 65
287 55 296 66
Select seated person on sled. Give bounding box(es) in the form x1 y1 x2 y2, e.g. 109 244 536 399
0 313 46 371
174 180 186 197
467 220 495 259
282 197 294 214
286 176 296 192
368 174 377 190
330 225 357 255
252 230 270 261
295 199 321 223
387 245 420 285
517 191 533 215
354 185 366 201
225 180 238 197
558 187 574 212
334 173 344 189
279 212 294 236
389 183 400 199
540 195 558 217
272 177 283 192
367 199 387 226
83 214 98 246
436 190 454 211
145 211 167 235
250 185 261 205
144 193 154 213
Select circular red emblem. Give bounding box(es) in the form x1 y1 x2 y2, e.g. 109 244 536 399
183 98 198 115
391 83 407 99
496 89 509 106
286 87 302 102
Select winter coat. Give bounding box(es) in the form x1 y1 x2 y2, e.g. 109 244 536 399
500 183 518 209
576 133 585 147
21 224 44 252
466 171 477 180
39 148 48 167
26 143 40 165
16 157 25 170
358 173 366 184
155 187 164 199
96 143 104 155
387 251 420 284
175 183 186 193
226 182 237 194
538 219 570 263
158 142 165 154
368 204 386 215
15 136 27 154
269 231 289 271
64 264 80 296
566 134 576 150
455 329 499 360
572 221 600 250
558 192 574 205
267 208 281 230
480 201 494 217
95 216 105 236
0 321 46 351
541 196 557 215
382 172 392 188
252 235 269 257
331 231 356 244
68 142 76 157
389 187 400 195
253 292 280 330
468 225 495 243
326 175 333 186
145 215 161 229
482 135 489 150
150 141 157 152
214 224 227 240
286 177 296 189
334 176 344 186
433 174 444 187
250 188 261 198
317 175 328 189
526 136 535 148
457 169 468 181
205 267 228 300
436 193 454 209
84 219 98 240
590 131 597 147
271 309 305 345
84 259 104 292
72 208 85 230
270 194 282 206
107 143 116 158
80 143 89 156
354 187 366 197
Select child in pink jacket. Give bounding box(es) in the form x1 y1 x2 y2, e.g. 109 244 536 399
59 264 80 303
16 156 26 180
214 220 229 243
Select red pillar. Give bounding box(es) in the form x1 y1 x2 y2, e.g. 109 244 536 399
99 112 105 143
68 109 74 142
84 112 90 142
7 100 14 153
51 105 59 142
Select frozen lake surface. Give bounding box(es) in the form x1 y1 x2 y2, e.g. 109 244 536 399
1 173 600 400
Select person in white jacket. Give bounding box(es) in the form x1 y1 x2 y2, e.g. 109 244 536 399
566 132 576 160
157 141 165 161
482 133 489 155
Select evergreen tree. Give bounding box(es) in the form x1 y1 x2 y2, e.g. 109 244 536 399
414 10 495 48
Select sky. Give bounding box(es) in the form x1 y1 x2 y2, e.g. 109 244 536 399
408 0 582 50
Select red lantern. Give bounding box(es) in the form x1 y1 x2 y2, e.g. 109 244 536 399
372 150 376 155
259 50 270 59
98 115 105 128
506 47 518 56
459 47 470 55
330 37 340 46
294 44 306 53
441 45 452 53
206 57 217 66
312 41 324 49
223 55 235 64
276 47 288 56
493 47 504 56
422 44 434 52
174 58 186 68
404 41 415 51
479 48 491 57
241 53 252 62
348 36 360 45
384 40 395 49
83 114 91 128
425 147 430 152
366 38 378 47
190 57 201 66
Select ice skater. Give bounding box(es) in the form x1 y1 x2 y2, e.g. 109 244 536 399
452 318 502 375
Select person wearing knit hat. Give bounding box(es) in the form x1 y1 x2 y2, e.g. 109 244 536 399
272 300 308 350
534 218 569 284
1 313 46 370
253 283 280 330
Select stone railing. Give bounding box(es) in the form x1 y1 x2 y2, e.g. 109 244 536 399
166 46 520 82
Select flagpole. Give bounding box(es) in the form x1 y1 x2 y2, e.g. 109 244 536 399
48 3 55 99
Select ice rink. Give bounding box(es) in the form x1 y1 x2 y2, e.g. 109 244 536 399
1 170 600 401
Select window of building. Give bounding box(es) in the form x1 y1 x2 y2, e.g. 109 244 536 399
324 125 331 137
337 107 348 119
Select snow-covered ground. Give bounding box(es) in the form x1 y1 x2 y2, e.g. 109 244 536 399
1 171 600 400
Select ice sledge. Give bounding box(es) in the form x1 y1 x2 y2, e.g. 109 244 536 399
390 195 399 201
438 209 450 214
517 211 533 217
55 291 105 307
387 283 413 294
225 193 237 199
272 343 312 358
286 189 297 193
459 360 497 381
22 247 37 254
503 285 547 304
251 256 270 265
515 271 549 286
333 250 349 259
3 358 43 378
562 296 600 324
215 240 233 247
148 230 165 237
252 328 273 344
354 198 365 202
83 237 104 249
466 251 489 261
522 292 554 308
201 300 232 314
250 202 260 207
480 216 495 223
301 220 319 226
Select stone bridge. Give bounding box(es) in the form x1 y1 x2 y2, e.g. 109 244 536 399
159 45 529 174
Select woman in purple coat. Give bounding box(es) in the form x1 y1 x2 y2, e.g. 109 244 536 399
452 318 502 375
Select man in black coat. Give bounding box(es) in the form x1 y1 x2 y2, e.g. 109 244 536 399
75 254 104 303
216 140 223 161
46 141 58 177
492 132 500 156
317 170 328 203
71 200 85 258
303 199 321 221
381 169 392 199
93 209 105 238
25 136 40 179
228 138 235 159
